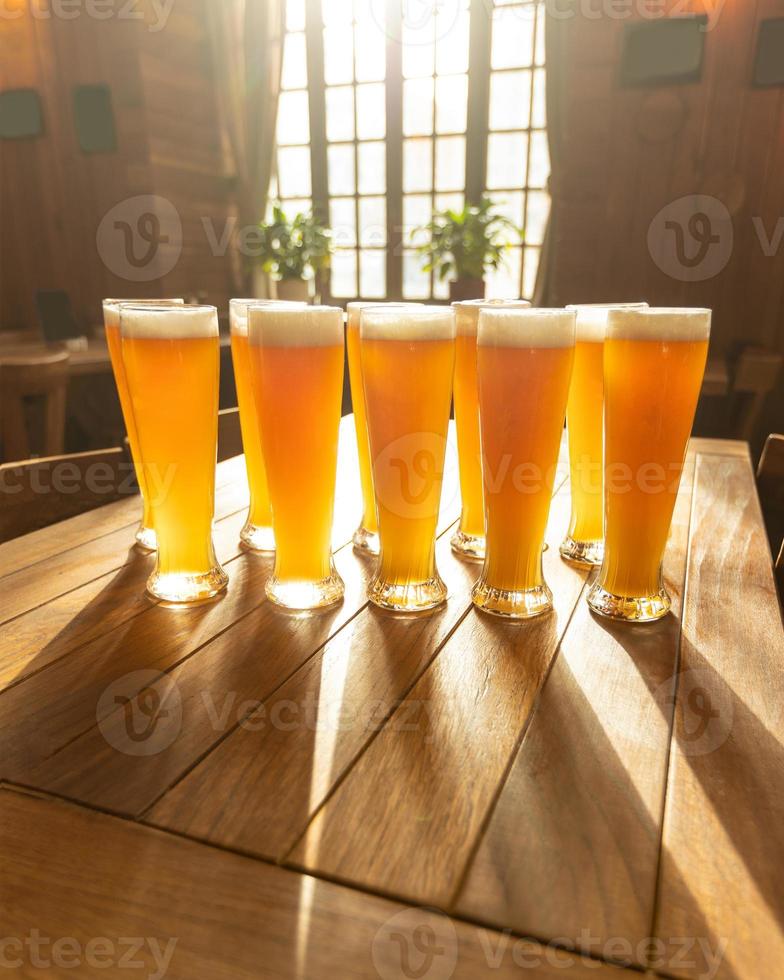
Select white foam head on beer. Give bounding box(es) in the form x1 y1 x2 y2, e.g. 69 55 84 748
360 305 456 342
230 298 308 337
347 301 423 330
248 305 344 347
607 307 712 342
119 304 219 339
452 299 531 337
567 303 648 343
103 298 183 329
478 307 576 348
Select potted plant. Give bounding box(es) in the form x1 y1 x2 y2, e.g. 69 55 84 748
257 206 332 302
413 197 523 302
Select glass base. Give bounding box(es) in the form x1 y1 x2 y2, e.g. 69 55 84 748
367 574 447 613
147 565 229 605
266 571 345 611
559 535 604 567
472 581 553 620
353 524 380 557
450 529 485 563
240 521 276 554
135 524 157 552
587 583 671 623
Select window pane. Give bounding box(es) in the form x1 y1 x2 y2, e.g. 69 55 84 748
523 246 540 299
492 6 536 69
326 86 355 142
487 132 528 189
356 83 386 139
434 192 464 214
493 191 525 228
278 146 312 198
402 18 435 79
525 190 550 246
403 252 430 299
403 78 434 137
282 32 307 90
359 197 386 247
489 71 531 130
435 74 467 134
435 135 465 192
279 198 312 218
486 246 522 299
322 0 352 25
532 68 547 129
403 194 433 246
403 139 433 193
355 18 386 81
287 0 305 32
324 26 354 85
358 142 386 195
330 198 357 248
360 250 386 298
529 131 550 188
277 90 310 146
435 6 469 75
433 274 450 300
331 250 357 298
535 8 545 66
328 143 356 196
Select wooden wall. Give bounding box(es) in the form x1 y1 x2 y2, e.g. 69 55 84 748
547 0 784 442
0 0 234 336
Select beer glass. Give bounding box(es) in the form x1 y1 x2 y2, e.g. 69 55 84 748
588 307 711 623
560 303 647 567
472 308 576 619
361 306 456 612
103 298 183 551
451 299 530 561
248 305 345 610
120 305 228 603
346 302 423 556
230 299 306 553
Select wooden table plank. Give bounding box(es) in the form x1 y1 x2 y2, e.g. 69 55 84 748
287 486 590 909
654 452 784 979
0 786 635 979
454 451 698 968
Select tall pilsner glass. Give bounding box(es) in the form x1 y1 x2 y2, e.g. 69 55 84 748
451 299 530 561
230 299 306 553
560 303 647 567
361 306 456 612
248 305 345 610
120 305 228 603
588 307 711 623
103 298 183 551
346 302 423 556
473 309 576 619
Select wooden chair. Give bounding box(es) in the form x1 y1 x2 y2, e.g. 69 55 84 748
757 433 784 598
218 407 244 462
0 447 137 544
0 350 70 462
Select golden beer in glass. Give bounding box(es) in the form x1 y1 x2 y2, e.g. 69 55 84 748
360 306 456 612
248 305 345 610
451 299 530 561
230 299 306 553
560 303 647 567
103 298 183 551
120 305 228 603
346 302 423 556
588 308 711 622
472 309 576 619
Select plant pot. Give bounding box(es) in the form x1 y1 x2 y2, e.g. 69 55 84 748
275 278 311 302
449 278 485 303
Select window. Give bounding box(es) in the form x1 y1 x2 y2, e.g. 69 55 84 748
273 0 549 303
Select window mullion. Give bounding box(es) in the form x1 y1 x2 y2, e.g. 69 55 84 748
465 0 492 206
385 2 404 302
305 0 329 291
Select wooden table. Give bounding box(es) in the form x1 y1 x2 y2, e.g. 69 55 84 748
0 419 781 979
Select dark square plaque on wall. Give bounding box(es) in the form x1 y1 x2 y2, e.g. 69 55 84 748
754 19 784 86
73 84 117 153
620 16 708 87
0 89 43 139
